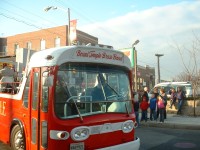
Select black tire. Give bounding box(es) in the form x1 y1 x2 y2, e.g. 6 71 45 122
10 125 25 150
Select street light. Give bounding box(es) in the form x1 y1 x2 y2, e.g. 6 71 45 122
132 40 140 92
44 6 71 46
132 40 140 47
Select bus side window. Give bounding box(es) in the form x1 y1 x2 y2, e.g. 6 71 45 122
42 86 48 112
32 73 39 110
23 75 30 108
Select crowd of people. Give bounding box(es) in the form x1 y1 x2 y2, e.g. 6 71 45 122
133 86 186 126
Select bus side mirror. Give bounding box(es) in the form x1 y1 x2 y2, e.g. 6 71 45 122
42 71 54 87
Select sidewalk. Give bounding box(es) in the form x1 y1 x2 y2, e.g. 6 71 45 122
139 113 200 130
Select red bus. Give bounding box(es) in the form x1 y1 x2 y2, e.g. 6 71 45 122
0 45 140 150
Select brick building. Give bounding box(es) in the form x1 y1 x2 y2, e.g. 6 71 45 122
4 25 98 56
134 65 155 92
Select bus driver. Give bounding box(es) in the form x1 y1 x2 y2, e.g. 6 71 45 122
91 75 113 111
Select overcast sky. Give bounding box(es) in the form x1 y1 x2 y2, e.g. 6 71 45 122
1 0 200 81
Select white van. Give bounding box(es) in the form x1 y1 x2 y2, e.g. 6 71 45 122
149 82 194 98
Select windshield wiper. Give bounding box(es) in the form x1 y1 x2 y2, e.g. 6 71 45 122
98 73 124 100
72 99 83 122
66 97 83 122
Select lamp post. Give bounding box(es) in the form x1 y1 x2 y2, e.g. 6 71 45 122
155 54 164 83
132 40 140 92
44 6 71 46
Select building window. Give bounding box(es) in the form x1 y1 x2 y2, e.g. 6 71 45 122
14 44 19 55
1 46 7 56
55 37 60 47
27 42 32 49
41 39 46 50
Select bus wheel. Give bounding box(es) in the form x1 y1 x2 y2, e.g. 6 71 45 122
11 125 25 150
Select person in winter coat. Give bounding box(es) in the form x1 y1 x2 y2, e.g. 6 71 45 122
157 95 165 123
149 94 157 121
142 87 149 102
159 88 167 119
133 92 140 126
177 87 185 114
169 88 177 109
140 96 149 122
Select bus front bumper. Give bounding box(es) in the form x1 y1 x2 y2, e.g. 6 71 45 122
96 137 140 150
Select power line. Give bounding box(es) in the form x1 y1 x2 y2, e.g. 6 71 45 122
1 0 58 27
53 0 132 46
0 13 66 40
0 13 43 30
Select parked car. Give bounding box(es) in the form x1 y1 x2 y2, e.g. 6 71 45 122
148 82 197 98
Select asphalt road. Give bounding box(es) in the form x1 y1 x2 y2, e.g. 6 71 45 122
0 141 11 150
1 127 200 150
135 126 200 150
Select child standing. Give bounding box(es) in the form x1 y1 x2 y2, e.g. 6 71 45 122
157 95 165 123
149 94 157 121
140 96 149 122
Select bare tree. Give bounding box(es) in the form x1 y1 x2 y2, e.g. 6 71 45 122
172 72 190 81
173 32 200 116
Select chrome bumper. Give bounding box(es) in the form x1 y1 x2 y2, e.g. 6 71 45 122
96 137 140 150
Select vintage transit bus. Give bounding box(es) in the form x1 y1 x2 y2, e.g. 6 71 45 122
0 45 140 150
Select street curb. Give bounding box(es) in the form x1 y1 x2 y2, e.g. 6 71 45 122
140 122 200 130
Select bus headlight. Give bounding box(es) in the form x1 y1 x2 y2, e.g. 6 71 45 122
122 120 134 133
50 130 69 140
71 126 90 141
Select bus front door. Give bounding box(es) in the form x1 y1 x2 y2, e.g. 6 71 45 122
30 68 48 150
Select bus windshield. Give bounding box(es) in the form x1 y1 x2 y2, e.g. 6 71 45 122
54 63 132 119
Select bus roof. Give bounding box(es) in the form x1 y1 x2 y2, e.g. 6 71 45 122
28 45 132 69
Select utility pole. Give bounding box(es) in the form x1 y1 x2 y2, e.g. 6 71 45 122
132 40 140 92
67 8 71 46
155 54 164 83
44 6 71 46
